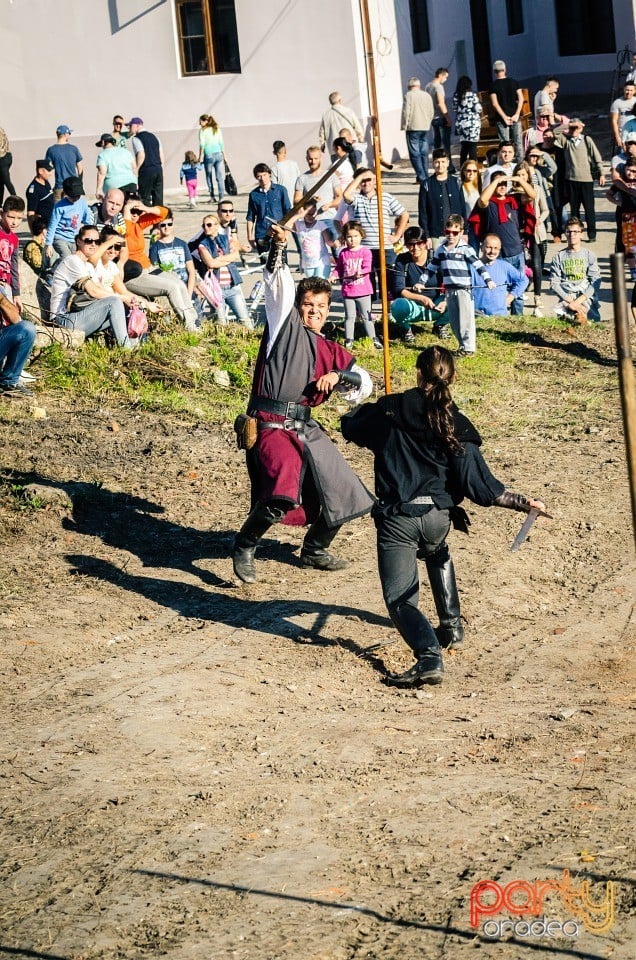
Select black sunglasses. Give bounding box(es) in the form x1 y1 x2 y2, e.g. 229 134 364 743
81 237 99 244
219 207 234 213
159 221 174 227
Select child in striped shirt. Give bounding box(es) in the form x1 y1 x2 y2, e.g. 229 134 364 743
423 214 495 356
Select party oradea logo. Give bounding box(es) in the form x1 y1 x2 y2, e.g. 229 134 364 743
470 869 615 940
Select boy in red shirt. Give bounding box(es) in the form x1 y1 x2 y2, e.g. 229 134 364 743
0 196 25 312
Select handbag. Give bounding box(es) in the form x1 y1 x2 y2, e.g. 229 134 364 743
127 304 148 337
224 163 238 196
67 277 96 312
197 269 223 308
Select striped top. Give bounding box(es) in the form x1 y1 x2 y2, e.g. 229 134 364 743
348 191 405 249
425 241 492 290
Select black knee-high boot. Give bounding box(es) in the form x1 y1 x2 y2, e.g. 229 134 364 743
385 600 444 687
425 544 464 648
300 513 349 571
232 502 286 583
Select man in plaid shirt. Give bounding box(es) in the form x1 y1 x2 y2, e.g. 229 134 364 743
423 214 495 356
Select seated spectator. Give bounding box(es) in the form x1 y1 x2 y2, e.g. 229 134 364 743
471 233 529 315
149 208 197 297
0 288 37 397
95 133 137 199
197 213 252 328
91 188 126 234
0 196 25 309
550 217 601 322
93 226 158 315
26 159 55 229
122 196 199 331
45 177 93 261
392 225 450 340
23 215 59 318
48 224 137 346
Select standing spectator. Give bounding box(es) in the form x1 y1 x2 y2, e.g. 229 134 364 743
196 214 251 327
122 197 199 330
459 160 482 251
400 77 434 184
45 125 83 200
626 52 636 86
472 234 528 316
179 151 203 208
26 159 55 229
621 106 636 145
335 221 380 349
270 141 302 210
418 149 463 253
541 128 567 240
452 76 482 165
481 143 516 188
95 133 137 198
513 161 548 316
291 200 337 280
45 177 93 261
607 158 636 252
332 138 356 190
0 127 16 206
426 68 452 168
555 119 605 242
318 92 364 160
472 172 536 315
422 214 495 356
127 117 164 206
111 115 129 148
339 127 369 169
294 147 342 221
0 196 25 309
0 290 36 397
534 77 564 126
489 60 524 160
524 107 555 151
610 82 636 153
550 217 601 322
247 163 291 260
343 169 409 300
197 114 225 203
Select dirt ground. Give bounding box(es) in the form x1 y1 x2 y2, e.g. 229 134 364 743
0 324 635 960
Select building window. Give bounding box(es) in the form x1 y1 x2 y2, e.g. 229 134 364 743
506 0 524 35
409 0 430 53
554 0 616 56
175 0 241 75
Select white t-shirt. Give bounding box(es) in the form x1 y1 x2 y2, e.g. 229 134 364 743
50 254 95 315
93 259 120 292
611 97 636 136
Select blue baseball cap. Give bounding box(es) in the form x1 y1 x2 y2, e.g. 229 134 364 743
56 124 72 135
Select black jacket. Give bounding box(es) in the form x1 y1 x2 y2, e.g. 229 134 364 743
341 388 504 515
418 175 463 240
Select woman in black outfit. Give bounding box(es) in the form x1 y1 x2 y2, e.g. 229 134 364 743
341 346 546 688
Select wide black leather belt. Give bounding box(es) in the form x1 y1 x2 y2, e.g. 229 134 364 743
249 397 311 422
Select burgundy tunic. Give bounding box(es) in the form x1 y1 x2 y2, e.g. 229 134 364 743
245 262 374 527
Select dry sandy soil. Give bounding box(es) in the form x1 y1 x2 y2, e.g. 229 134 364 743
0 316 635 960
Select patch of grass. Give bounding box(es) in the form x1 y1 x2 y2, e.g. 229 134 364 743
33 311 619 436
8 484 48 512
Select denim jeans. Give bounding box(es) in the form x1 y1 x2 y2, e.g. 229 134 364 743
57 296 128 345
431 118 453 169
405 129 429 183
0 320 37 385
495 119 524 161
204 153 225 200
504 253 527 314
218 284 251 325
376 508 451 657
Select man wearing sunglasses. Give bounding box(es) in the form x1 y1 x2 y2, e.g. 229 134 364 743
111 116 129 149
48 225 136 347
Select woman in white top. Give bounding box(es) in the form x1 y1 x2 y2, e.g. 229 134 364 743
459 160 482 251
93 227 158 313
513 162 548 317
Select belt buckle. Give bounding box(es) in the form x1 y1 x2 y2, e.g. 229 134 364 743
284 401 296 418
283 418 295 430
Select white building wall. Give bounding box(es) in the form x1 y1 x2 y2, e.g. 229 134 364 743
1 0 403 195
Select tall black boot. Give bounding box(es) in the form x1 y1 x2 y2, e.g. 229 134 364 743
425 544 464 649
384 601 444 687
232 502 286 583
300 513 349 571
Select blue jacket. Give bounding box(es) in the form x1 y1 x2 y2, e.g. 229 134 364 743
199 231 242 286
471 257 529 315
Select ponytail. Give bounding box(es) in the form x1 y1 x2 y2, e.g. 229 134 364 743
415 347 462 453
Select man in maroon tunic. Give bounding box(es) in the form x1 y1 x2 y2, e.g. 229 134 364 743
232 225 374 583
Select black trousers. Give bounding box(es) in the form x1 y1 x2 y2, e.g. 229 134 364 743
459 141 478 165
0 153 16 204
567 180 596 239
138 168 164 206
376 507 450 657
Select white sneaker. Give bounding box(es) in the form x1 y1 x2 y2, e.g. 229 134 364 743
19 370 37 382
534 301 544 318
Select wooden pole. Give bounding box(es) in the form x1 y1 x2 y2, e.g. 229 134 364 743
359 0 392 394
610 253 636 548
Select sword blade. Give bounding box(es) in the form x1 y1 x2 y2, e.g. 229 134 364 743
510 507 540 552
279 153 348 227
